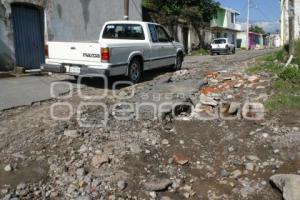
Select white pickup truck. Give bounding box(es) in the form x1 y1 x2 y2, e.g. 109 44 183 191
41 21 185 83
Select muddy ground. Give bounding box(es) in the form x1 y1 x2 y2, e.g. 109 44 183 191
1 49 300 200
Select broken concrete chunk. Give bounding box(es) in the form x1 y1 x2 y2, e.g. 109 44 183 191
200 94 218 106
270 174 300 200
64 130 79 138
173 153 189 165
228 102 241 114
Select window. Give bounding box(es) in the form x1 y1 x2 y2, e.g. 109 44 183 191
148 24 158 42
156 26 170 42
224 33 228 38
213 39 226 44
102 24 145 40
231 13 235 24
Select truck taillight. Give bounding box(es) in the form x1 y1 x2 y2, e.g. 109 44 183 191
45 44 49 58
101 48 110 62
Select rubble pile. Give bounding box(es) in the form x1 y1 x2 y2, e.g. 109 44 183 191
0 64 299 200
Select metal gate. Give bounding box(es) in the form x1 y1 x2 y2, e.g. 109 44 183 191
11 4 44 69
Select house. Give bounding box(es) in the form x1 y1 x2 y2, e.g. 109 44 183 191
210 6 242 45
266 34 281 48
237 32 265 49
0 0 142 71
280 0 300 45
143 5 241 54
178 6 242 53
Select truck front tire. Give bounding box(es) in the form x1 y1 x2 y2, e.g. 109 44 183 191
173 54 183 71
128 58 142 84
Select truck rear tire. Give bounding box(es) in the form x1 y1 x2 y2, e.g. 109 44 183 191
128 58 142 84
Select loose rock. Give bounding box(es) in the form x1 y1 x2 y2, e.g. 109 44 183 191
144 179 172 191
270 174 300 200
91 154 110 168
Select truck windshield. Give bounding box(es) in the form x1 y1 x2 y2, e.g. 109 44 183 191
213 39 226 44
102 24 145 40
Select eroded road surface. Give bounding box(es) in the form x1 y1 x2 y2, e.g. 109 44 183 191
1 49 299 200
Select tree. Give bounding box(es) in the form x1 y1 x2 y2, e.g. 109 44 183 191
249 25 265 34
142 0 220 47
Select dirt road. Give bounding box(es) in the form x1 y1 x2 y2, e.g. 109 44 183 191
1 48 299 200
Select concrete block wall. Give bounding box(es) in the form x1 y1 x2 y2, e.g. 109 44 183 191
0 0 142 71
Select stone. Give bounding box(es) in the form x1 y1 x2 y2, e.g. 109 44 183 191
149 191 157 198
1 188 9 194
16 183 26 190
64 130 79 138
292 127 299 132
228 102 240 114
245 163 255 171
76 195 91 200
221 169 230 177
270 174 300 200
76 168 86 177
273 149 280 154
117 180 127 190
161 139 169 145
78 145 88 153
4 164 12 172
247 155 260 161
228 147 234 152
262 133 269 138
200 94 218 106
129 144 142 154
231 170 242 179
144 179 172 191
91 154 110 168
183 193 190 198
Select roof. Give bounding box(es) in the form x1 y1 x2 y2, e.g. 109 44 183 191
219 6 241 15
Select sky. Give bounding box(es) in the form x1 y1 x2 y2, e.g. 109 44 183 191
217 0 281 33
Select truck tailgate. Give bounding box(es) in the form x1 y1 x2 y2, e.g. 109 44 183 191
48 42 101 63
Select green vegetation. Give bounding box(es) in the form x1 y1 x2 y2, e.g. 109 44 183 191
247 40 300 111
143 0 220 47
191 48 209 56
249 25 265 34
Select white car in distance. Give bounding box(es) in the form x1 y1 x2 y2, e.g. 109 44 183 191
210 38 236 55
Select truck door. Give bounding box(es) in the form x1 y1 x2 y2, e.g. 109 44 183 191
148 24 176 68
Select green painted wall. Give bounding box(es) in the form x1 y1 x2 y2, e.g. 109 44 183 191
216 8 226 27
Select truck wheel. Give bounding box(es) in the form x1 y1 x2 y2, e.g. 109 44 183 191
128 58 142 84
173 54 183 71
232 48 236 54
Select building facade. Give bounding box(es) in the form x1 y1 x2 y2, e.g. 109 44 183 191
210 7 242 45
237 32 265 49
0 0 142 71
281 0 300 45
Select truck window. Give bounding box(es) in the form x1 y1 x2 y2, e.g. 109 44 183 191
156 26 170 43
103 24 145 40
148 24 158 43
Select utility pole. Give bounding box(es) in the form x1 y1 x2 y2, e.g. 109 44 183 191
288 0 295 56
124 0 129 20
246 0 250 50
